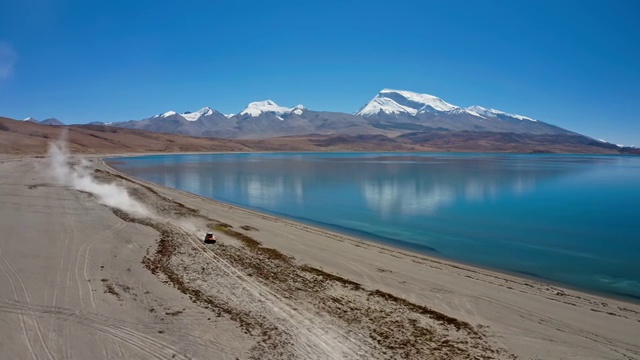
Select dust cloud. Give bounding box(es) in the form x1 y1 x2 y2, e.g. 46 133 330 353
47 135 150 217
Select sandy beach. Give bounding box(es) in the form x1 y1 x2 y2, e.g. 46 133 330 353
1 152 639 359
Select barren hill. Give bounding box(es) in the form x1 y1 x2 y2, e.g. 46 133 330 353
1 117 636 156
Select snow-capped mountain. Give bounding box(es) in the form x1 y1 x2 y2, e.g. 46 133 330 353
290 105 305 116
352 89 566 135
356 89 481 117
465 105 536 122
12 88 628 152
239 100 306 118
22 117 64 126
104 88 577 139
356 89 541 121
114 106 231 137
180 107 216 121
151 107 217 122
152 111 178 119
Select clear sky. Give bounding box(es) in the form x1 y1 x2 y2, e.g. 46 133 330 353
1 0 638 145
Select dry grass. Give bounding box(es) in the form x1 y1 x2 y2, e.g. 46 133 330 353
101 168 514 359
101 279 122 301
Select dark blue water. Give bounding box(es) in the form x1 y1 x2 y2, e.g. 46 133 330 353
108 152 640 301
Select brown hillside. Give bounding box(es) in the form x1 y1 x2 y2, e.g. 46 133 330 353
0 116 634 155
0 117 420 155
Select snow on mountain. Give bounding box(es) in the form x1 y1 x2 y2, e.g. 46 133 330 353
22 116 64 125
148 107 224 121
356 89 480 117
225 114 235 118
448 108 485 118
465 106 495 118
619 144 639 148
466 106 537 122
291 105 305 115
240 100 305 118
356 89 540 123
152 110 178 119
240 100 290 117
357 96 421 116
382 88 459 112
180 107 215 121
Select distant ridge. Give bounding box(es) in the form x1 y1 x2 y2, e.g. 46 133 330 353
21 117 65 126
12 89 632 152
103 88 582 140
2 116 637 155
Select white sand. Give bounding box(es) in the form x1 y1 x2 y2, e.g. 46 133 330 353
1 155 638 359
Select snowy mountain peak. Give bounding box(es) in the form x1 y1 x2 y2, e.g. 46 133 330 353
149 106 226 121
356 89 537 122
356 96 420 116
357 89 465 116
180 107 215 121
465 106 537 122
23 117 38 122
291 104 305 115
241 100 289 116
466 105 491 116
152 110 178 119
380 89 458 112
240 100 304 117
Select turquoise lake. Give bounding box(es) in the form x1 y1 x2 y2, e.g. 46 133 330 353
108 153 640 301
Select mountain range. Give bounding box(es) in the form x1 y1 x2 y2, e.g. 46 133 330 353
19 89 635 150
23 117 65 126
99 89 577 139
3 115 636 156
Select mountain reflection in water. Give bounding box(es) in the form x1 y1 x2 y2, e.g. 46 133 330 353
109 153 640 300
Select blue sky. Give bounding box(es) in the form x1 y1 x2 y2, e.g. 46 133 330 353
1 0 638 145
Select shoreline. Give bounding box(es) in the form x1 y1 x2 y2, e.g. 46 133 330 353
100 149 640 161
103 153 640 306
98 154 640 359
1 153 638 359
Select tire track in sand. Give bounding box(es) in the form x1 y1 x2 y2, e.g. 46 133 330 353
173 224 375 359
0 298 241 360
0 260 38 360
60 190 186 359
77 219 128 309
58 188 79 359
475 294 640 359
0 250 55 360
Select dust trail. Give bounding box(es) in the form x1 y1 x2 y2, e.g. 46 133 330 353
46 133 149 217
174 220 374 359
46 138 371 358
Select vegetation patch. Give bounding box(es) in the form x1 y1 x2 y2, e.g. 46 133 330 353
100 167 513 359
101 279 122 301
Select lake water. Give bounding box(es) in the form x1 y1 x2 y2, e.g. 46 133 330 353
108 152 640 301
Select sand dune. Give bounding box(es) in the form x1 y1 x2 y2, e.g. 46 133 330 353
0 147 639 359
